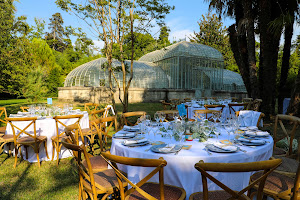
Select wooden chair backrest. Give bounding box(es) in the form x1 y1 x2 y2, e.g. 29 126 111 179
184 98 191 102
20 106 29 112
0 107 7 125
273 114 300 157
157 110 179 122
170 99 180 110
248 99 262 111
53 114 84 144
235 111 265 127
231 97 238 102
122 111 146 126
6 117 38 144
291 162 300 199
84 103 99 114
90 108 106 120
204 104 225 112
194 109 221 120
101 151 169 200
161 100 172 110
242 98 253 103
61 138 104 200
195 159 282 200
228 103 249 114
98 116 117 150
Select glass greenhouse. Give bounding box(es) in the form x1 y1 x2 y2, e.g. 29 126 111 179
64 58 168 89
64 41 246 92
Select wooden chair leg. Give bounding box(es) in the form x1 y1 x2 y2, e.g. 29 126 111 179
14 147 18 168
44 141 49 159
36 152 41 168
51 141 55 161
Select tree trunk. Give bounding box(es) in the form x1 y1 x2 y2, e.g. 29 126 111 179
228 25 251 96
228 1 252 96
259 0 282 118
287 67 300 116
242 0 259 99
278 14 294 114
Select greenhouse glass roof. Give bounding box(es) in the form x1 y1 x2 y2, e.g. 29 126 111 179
139 41 224 62
64 41 246 92
64 57 169 88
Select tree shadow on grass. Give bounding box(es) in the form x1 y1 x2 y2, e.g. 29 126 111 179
40 159 78 199
0 163 35 200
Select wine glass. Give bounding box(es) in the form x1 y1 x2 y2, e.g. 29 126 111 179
154 112 160 123
174 122 185 145
159 113 166 122
224 120 233 140
173 112 179 121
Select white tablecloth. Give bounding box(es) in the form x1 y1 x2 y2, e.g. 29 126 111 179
111 128 273 199
187 104 244 120
5 112 89 162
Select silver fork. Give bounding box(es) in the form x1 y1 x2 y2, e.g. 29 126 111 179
204 147 212 155
174 145 183 155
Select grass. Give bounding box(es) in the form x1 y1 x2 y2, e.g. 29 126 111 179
0 100 163 200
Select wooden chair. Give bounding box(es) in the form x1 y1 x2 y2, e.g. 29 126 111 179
61 139 127 200
0 107 8 136
273 115 300 157
98 116 117 151
52 114 84 165
101 151 186 200
247 99 262 111
6 117 49 168
121 111 146 127
84 103 99 114
231 97 238 102
242 97 253 103
250 158 300 200
170 98 180 110
64 124 108 173
20 106 29 112
90 109 107 121
1 107 14 155
90 106 115 121
189 159 282 200
228 103 249 115
271 114 300 176
236 111 265 127
157 110 179 122
161 100 172 110
204 105 225 112
184 98 191 102
193 110 221 121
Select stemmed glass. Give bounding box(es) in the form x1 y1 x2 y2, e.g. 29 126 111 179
224 120 233 140
174 122 185 145
154 112 160 123
173 112 179 121
159 113 166 122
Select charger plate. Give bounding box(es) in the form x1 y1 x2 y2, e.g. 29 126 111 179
205 144 238 153
150 144 181 154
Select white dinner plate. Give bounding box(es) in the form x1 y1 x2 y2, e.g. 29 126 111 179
206 144 238 153
150 144 181 154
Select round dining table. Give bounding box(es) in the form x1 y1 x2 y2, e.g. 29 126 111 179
110 126 273 199
5 111 89 163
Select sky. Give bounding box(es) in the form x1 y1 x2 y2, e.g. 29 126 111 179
15 0 299 50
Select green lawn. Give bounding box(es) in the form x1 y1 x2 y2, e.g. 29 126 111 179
0 100 163 200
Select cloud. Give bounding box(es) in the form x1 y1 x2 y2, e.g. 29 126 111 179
92 40 105 50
